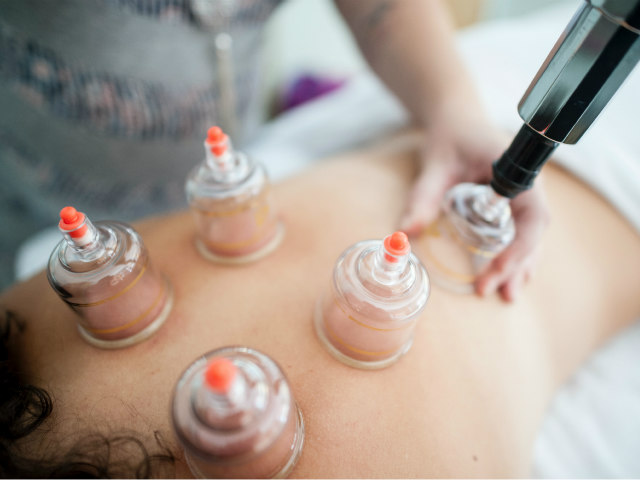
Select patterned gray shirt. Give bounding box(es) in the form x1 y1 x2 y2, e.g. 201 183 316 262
0 0 281 289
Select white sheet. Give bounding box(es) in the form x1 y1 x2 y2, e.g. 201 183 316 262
16 2 640 477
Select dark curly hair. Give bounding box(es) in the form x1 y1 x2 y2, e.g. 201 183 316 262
0 309 177 478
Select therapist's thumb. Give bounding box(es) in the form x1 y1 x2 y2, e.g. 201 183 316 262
400 156 458 236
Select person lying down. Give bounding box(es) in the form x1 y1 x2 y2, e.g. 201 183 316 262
1 131 639 477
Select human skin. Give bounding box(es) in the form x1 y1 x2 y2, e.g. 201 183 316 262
3 132 640 477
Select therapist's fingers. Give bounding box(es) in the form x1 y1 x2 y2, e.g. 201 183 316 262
400 148 460 235
475 185 549 301
498 260 533 302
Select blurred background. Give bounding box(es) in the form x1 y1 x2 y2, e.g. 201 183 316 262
261 0 576 118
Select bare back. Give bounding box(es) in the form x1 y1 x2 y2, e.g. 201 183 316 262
3 133 640 477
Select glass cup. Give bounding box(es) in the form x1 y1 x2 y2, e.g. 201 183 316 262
419 183 515 294
172 346 305 478
314 232 430 369
47 206 173 348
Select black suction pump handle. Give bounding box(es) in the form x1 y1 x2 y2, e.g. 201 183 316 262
490 124 559 199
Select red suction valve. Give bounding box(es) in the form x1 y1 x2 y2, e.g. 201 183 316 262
206 126 228 156
59 206 88 238
211 144 226 156
207 126 225 143
383 231 410 262
205 357 237 394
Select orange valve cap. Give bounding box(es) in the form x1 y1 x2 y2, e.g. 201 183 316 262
204 357 237 394
384 231 410 262
59 206 88 238
206 126 225 143
210 144 227 156
206 126 228 156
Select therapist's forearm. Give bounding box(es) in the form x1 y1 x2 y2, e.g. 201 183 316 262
335 0 484 125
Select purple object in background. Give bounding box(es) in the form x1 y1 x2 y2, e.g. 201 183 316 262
280 74 346 112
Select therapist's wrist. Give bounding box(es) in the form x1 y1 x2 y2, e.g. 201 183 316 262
416 101 489 143
414 83 487 130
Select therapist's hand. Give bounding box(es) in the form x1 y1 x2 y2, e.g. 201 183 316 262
400 110 550 302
